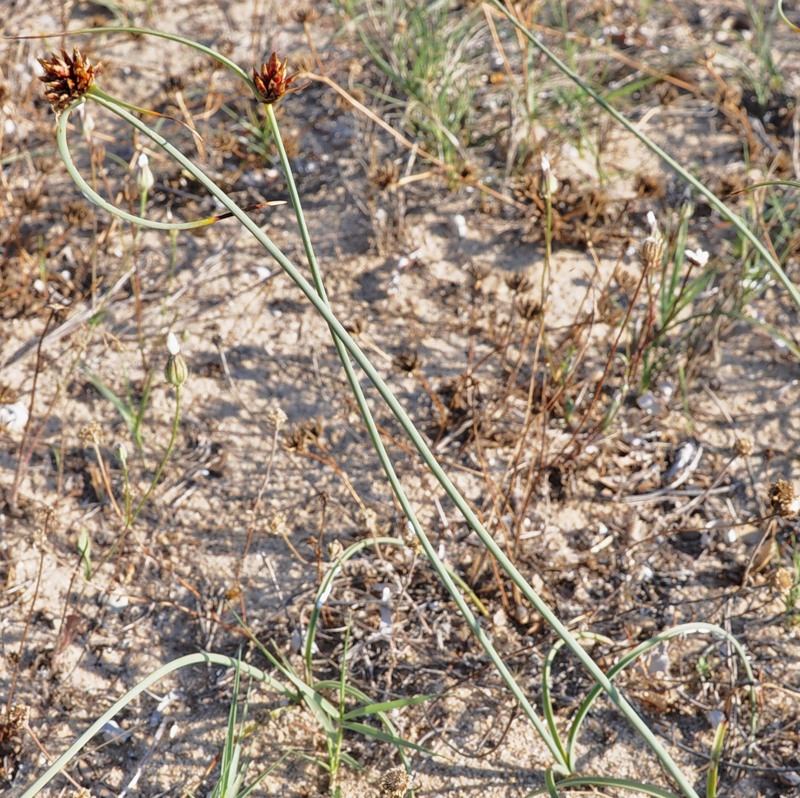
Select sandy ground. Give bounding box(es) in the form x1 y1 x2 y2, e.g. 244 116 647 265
2 1 800 797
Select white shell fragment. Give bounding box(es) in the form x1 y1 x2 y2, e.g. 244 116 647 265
0 401 29 432
662 441 702 486
635 391 661 414
100 719 131 744
378 586 393 635
451 213 468 238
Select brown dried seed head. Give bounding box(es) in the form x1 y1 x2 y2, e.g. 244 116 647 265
253 52 298 104
79 422 102 446
1 704 29 734
0 383 18 404
380 767 411 798
293 7 320 23
393 351 420 374
517 297 542 320
466 261 491 292
734 436 754 458
640 212 664 269
771 566 794 595
283 419 323 453
769 478 799 517
640 235 664 269
267 405 288 431
505 272 534 293
269 512 287 536
370 158 400 190
38 48 100 112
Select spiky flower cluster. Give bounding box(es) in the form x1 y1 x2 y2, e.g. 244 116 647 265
252 52 298 104
38 48 100 112
769 478 800 517
380 767 411 798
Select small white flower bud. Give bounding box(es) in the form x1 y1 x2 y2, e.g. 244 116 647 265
541 153 558 196
166 331 181 356
136 152 155 195
165 332 187 387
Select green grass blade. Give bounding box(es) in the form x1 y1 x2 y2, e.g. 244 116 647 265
80 366 136 436
18 652 292 798
342 693 436 721
341 721 435 755
528 775 683 798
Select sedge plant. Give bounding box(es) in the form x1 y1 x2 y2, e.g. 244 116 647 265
231 597 433 796
18 23 769 798
19 603 429 797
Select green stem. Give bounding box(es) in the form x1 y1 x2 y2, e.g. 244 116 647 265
129 382 181 527
18 652 291 798
563 622 757 772
262 105 568 769
59 89 695 790
304 537 402 676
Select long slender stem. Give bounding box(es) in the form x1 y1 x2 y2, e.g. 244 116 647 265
262 104 568 768
129 383 182 527
59 91 697 793
19 653 290 798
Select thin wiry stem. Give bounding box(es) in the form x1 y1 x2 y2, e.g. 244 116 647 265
59 92 569 769
50 35 718 789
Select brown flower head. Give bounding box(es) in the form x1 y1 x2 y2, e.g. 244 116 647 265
640 211 665 269
253 53 298 104
734 436 754 458
38 48 100 112
392 351 421 374
769 478 800 517
505 271 534 293
293 7 320 23
380 767 412 798
517 297 542 320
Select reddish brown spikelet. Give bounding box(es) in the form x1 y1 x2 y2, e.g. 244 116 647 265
38 47 100 111
252 52 298 104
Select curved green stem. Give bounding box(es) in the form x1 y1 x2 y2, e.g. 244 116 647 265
262 104 571 768
304 537 402 674
57 77 703 793
60 93 568 770
46 25 253 84
19 652 292 798
528 775 682 798
541 632 614 768
562 623 757 771
129 382 182 527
